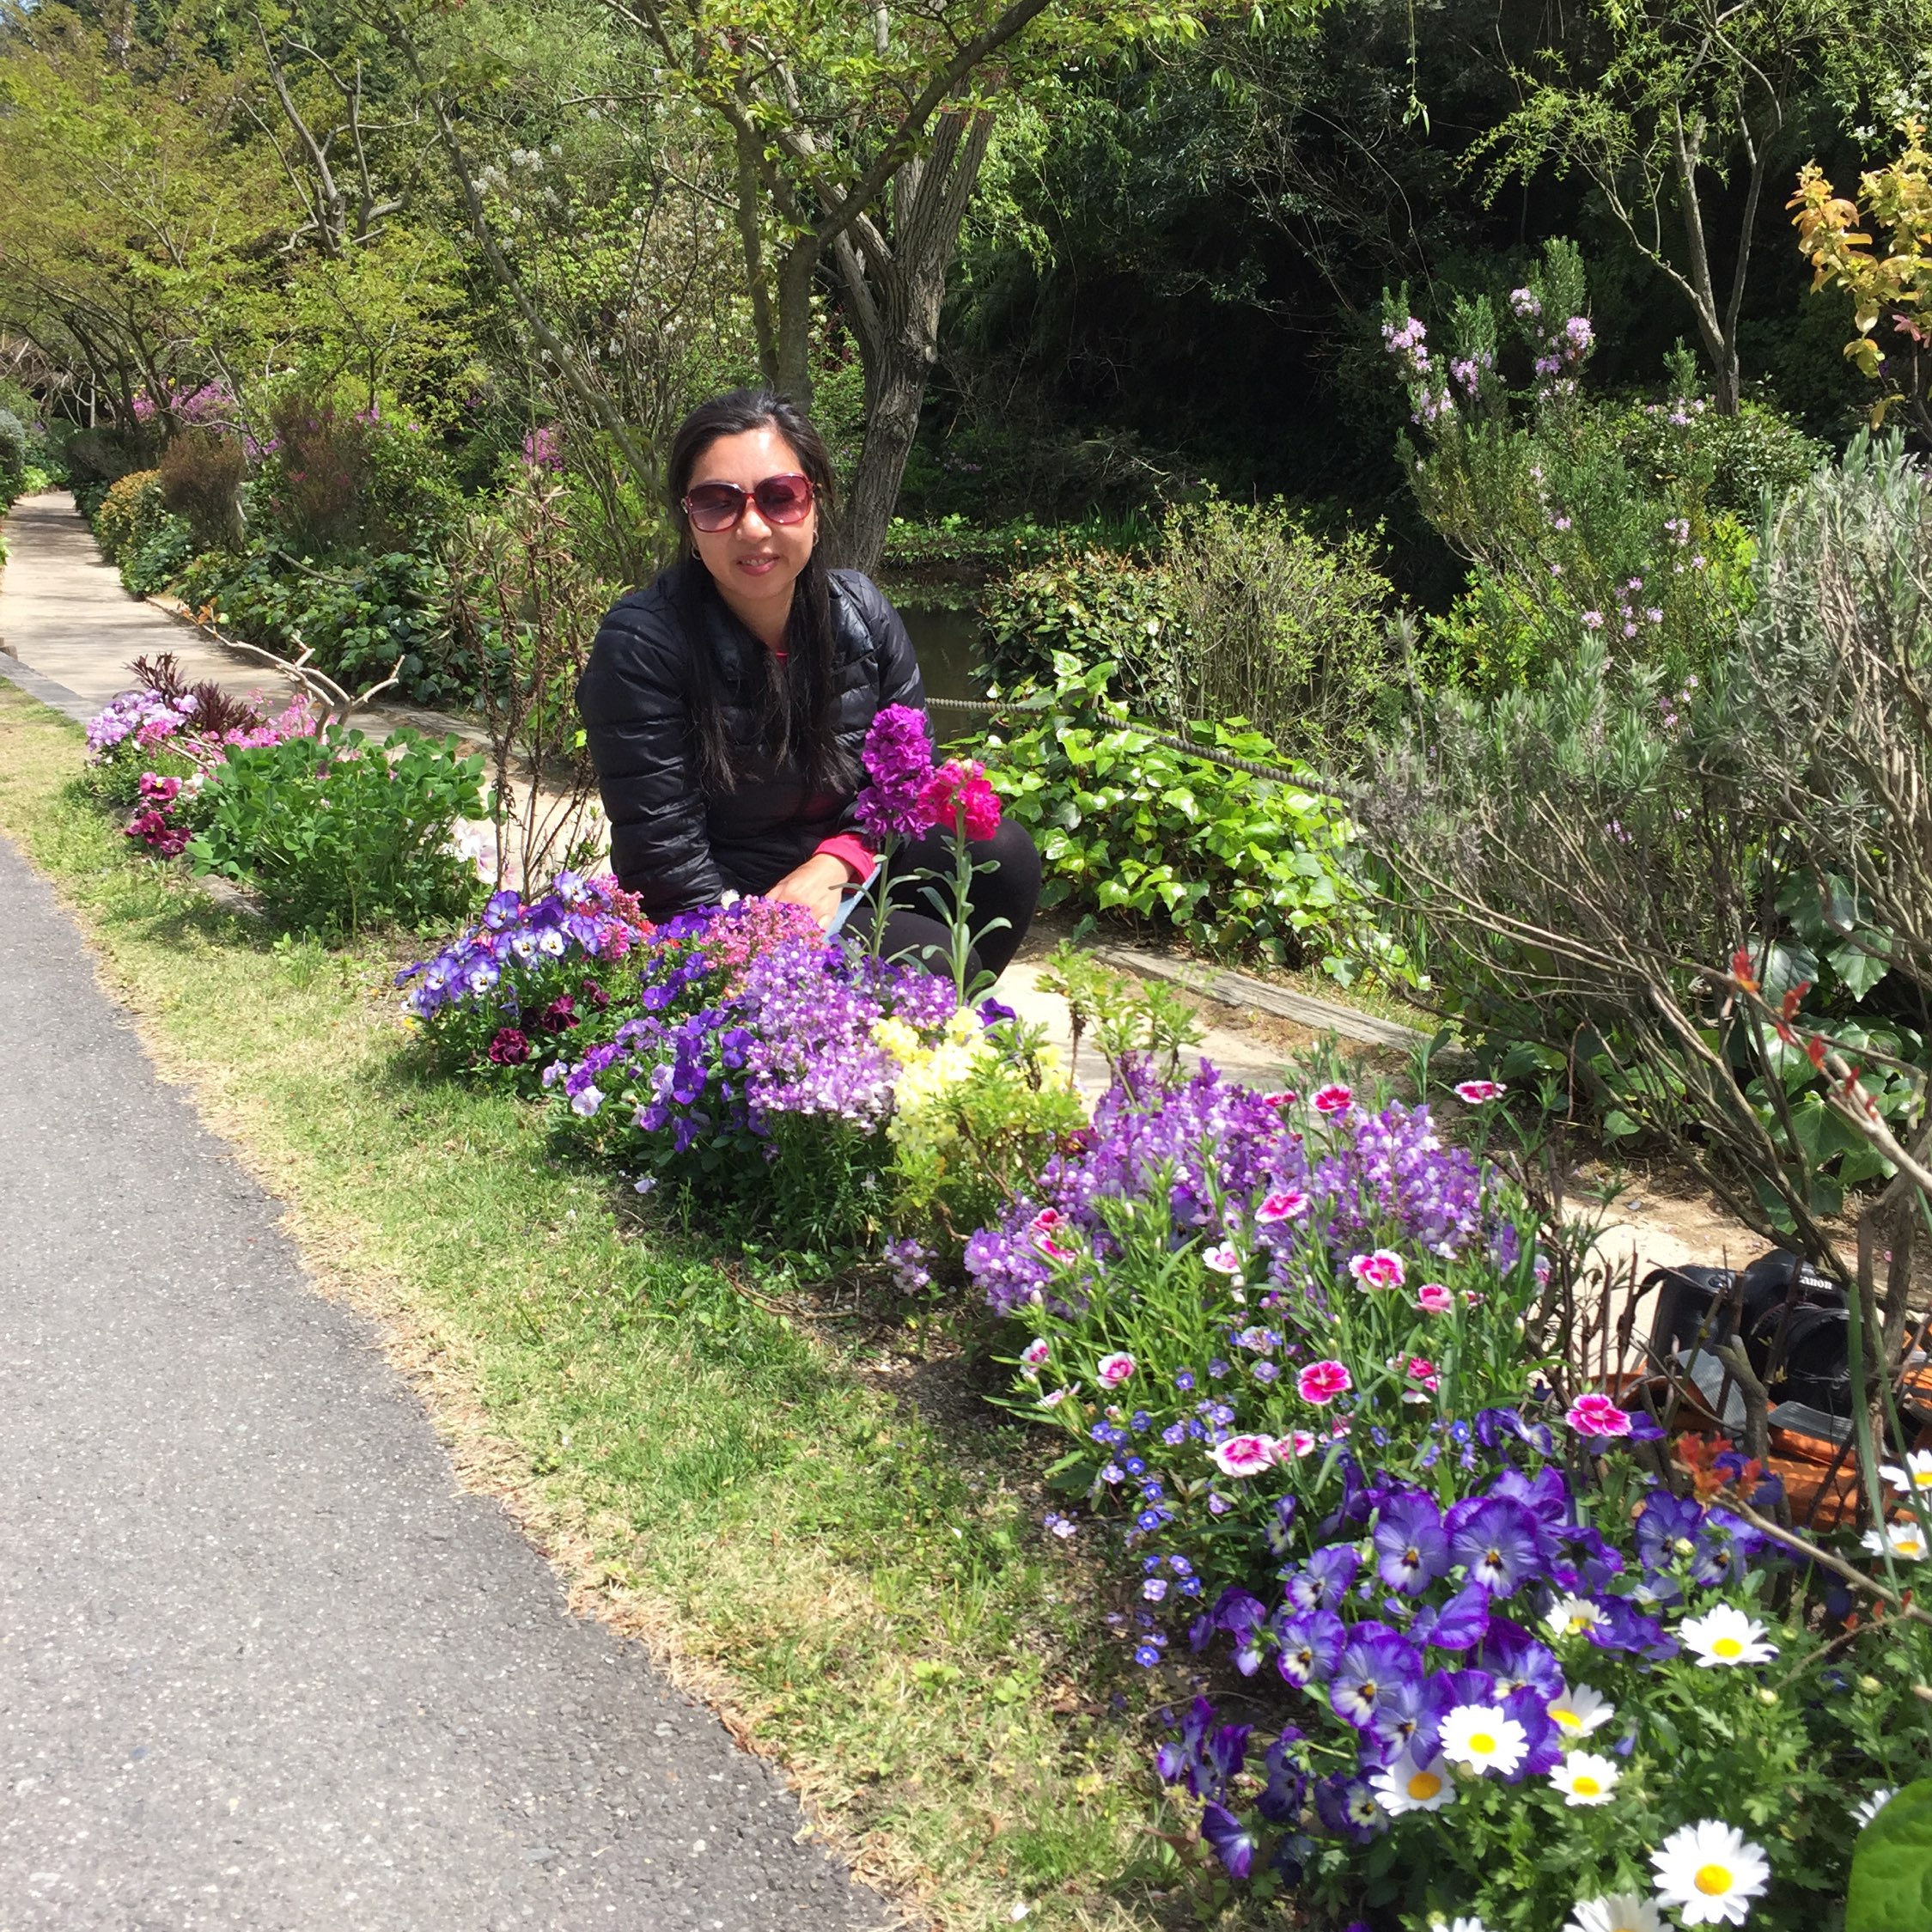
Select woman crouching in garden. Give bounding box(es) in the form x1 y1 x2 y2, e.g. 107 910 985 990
576 387 1039 985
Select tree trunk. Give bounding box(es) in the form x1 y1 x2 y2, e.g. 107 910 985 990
1669 108 1742 417
831 109 994 574
774 238 820 408
841 345 930 574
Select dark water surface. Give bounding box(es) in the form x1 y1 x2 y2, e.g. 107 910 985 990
897 602 988 705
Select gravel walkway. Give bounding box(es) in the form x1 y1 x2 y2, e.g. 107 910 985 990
0 847 886 1923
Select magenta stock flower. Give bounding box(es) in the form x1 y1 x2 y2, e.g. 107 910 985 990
920 758 1002 841
1298 1360 1352 1405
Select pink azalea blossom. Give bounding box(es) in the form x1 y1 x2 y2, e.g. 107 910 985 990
1203 1243 1243 1276
1349 1249 1406 1291
1454 1079 1507 1104
1210 1435 1277 1478
1567 1392 1632 1437
1312 1083 1354 1116
1256 1189 1311 1224
1096 1351 1137 1390
1417 1282 1454 1314
1297 1360 1352 1405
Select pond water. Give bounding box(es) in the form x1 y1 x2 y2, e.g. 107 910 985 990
896 601 988 705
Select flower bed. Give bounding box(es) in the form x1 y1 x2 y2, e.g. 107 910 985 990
401 882 1082 1256
83 667 1931 1928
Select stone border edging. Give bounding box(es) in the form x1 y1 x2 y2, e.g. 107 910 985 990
0 645 94 727
1087 943 1430 1050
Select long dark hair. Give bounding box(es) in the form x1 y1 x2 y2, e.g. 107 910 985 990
667 387 853 795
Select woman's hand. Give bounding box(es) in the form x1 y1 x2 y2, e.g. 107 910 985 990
764 852 853 929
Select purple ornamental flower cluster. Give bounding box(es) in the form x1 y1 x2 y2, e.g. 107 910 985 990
1170 1459 1774 1876
1313 1103 1482 1259
737 941 950 1126
394 873 649 1071
548 924 958 1156
967 1076 1490 1317
87 688 197 756
853 703 936 840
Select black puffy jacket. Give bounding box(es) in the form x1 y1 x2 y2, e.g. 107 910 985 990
575 563 925 917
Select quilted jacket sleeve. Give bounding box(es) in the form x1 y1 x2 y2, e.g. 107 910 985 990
576 591 728 917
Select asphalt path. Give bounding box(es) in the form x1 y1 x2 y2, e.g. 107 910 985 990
0 828 887 1929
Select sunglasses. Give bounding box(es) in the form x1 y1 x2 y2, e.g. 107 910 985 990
681 472 815 533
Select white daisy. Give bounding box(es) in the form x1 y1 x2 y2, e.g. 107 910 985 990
1882 1450 1932 1493
1545 1594 1610 1641
1370 1751 1457 1815
1863 1520 1930 1561
1547 1680 1616 1738
1563 1896 1667 1932
1855 1787 1898 1829
1438 1703 1529 1777
1549 1751 1620 1807
1677 1603 1779 1668
1650 1819 1771 1927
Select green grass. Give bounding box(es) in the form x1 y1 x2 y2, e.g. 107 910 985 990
0 684 1189 1932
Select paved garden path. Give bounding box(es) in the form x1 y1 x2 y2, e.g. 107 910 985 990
0 759 887 1921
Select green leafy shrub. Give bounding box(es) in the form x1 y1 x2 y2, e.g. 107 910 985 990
177 544 467 709
60 427 148 515
93 469 165 563
358 417 462 554
976 659 1381 972
1158 495 1399 755
983 547 1182 718
1366 456 1932 1228
982 503 1399 759
159 428 247 552
187 726 484 936
119 513 196 598
1610 368 1826 517
0 405 27 497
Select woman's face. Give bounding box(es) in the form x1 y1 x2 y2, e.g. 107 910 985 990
683 425 818 630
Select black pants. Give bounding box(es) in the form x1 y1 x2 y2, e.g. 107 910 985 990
857 820 1040 985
